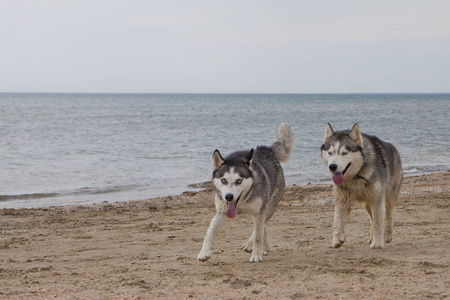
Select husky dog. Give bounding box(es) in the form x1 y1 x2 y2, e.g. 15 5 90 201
321 123 403 249
198 123 293 262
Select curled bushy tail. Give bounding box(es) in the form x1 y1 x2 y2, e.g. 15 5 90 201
272 123 293 163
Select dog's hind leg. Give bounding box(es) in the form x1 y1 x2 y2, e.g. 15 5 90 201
263 226 269 255
364 203 374 244
243 231 254 253
198 212 226 261
244 226 269 255
384 195 395 243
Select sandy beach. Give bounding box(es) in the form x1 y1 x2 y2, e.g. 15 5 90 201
0 171 448 299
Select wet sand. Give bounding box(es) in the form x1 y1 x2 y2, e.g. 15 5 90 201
0 172 449 299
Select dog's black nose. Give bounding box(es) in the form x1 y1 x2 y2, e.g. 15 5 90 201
225 194 234 202
329 164 338 172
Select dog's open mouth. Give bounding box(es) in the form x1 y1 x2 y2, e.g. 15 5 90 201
225 194 241 218
332 163 352 185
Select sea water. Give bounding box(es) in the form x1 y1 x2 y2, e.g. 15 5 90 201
0 93 449 208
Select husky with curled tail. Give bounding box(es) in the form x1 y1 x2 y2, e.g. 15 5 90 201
198 123 293 262
321 123 403 249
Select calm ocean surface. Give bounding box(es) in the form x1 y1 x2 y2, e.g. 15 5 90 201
1 93 449 209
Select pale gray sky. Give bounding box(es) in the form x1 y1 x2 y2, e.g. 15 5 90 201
1 0 449 93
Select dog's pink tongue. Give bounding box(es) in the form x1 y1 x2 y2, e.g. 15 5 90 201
226 201 237 218
333 172 344 185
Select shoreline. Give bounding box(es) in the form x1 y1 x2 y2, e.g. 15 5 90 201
1 169 449 211
0 171 448 299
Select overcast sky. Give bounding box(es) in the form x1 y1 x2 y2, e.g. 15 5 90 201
1 0 449 93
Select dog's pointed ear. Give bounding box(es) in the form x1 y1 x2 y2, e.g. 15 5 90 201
324 123 334 142
212 149 225 170
349 123 363 147
244 148 254 167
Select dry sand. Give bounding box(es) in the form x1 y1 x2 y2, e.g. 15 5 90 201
0 171 449 299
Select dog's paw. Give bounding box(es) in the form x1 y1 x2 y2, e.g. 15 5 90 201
370 241 384 249
249 253 263 263
384 232 393 243
332 235 345 248
243 241 253 253
332 241 343 248
197 249 212 261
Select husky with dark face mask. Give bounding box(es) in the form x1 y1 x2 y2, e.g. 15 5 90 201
198 123 293 262
321 123 403 249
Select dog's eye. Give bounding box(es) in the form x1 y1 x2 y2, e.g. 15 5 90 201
342 152 348 156
221 178 227 184
235 179 243 185
328 151 333 155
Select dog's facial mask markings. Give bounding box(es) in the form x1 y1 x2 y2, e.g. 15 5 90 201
321 124 364 186
213 165 253 219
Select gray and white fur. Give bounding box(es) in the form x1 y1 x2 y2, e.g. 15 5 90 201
321 123 403 249
198 123 293 262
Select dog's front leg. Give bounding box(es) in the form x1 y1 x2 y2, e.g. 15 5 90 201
332 200 351 248
198 212 226 261
249 215 265 262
